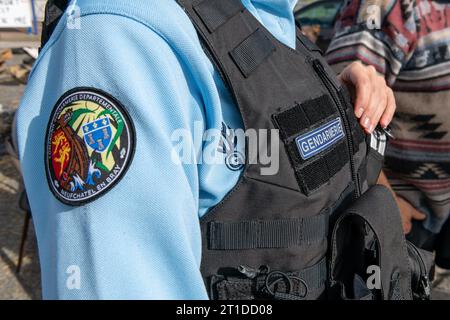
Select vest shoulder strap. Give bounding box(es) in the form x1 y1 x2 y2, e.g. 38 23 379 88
41 0 70 50
191 0 244 33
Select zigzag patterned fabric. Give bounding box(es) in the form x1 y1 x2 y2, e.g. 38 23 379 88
326 0 450 233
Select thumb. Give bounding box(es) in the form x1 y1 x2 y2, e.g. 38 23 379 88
411 209 426 221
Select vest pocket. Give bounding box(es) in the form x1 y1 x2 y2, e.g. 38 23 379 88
329 185 413 300
332 274 374 300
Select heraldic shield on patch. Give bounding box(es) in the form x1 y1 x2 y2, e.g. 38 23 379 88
45 88 135 205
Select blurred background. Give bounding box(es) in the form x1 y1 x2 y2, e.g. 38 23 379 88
0 0 449 300
0 0 44 300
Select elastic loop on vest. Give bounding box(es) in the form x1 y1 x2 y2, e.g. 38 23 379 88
211 256 327 300
208 210 328 250
193 0 244 33
264 271 308 300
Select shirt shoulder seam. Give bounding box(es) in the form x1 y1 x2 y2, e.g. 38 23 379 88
30 11 177 78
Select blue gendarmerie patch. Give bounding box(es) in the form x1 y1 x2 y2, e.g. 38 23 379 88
296 118 345 160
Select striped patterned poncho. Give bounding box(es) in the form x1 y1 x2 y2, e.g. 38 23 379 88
326 0 450 234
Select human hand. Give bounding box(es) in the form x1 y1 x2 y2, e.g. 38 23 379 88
395 196 426 234
338 61 396 134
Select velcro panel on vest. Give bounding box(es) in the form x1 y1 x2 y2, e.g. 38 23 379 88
273 95 350 194
208 210 328 250
274 95 336 139
210 256 327 300
230 28 276 78
193 0 244 33
297 142 348 193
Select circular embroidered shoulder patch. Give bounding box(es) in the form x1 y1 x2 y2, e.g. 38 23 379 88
45 88 135 206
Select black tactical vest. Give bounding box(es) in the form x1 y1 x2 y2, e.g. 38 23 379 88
41 0 427 301
176 0 416 300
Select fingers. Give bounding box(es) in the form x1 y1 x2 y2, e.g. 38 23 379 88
411 209 427 221
340 62 370 119
380 88 396 129
403 219 412 234
403 209 426 234
359 67 388 134
396 196 414 234
396 196 427 234
339 62 396 134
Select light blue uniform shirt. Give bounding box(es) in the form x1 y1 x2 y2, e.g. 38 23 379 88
16 0 298 299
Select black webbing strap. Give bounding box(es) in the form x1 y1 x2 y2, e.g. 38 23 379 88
193 0 244 33
208 210 328 250
230 28 276 78
211 256 327 300
41 0 69 50
192 0 274 77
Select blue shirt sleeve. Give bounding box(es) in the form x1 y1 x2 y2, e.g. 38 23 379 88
17 13 210 299
17 0 300 300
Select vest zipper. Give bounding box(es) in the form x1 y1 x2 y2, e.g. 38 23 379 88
312 60 361 198
407 242 431 299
